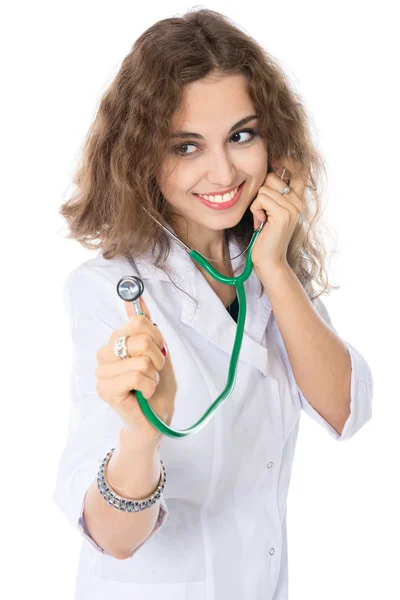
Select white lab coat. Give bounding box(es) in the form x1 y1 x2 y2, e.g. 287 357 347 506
52 234 373 600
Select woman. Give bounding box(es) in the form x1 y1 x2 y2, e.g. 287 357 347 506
52 8 373 600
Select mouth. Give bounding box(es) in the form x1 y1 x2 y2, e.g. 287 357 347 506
194 181 245 211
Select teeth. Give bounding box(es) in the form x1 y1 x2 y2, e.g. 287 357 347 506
198 186 239 203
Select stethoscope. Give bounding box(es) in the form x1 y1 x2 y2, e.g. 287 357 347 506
116 169 286 439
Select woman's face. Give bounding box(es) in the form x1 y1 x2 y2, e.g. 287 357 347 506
158 73 269 242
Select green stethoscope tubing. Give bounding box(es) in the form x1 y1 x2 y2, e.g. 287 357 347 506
134 226 263 439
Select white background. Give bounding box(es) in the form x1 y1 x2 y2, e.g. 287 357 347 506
2 1 398 598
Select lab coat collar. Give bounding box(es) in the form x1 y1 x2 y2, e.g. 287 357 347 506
132 231 273 378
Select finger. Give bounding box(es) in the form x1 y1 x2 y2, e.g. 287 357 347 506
99 333 166 370
258 185 302 217
109 314 165 351
253 213 264 229
269 157 308 200
98 367 158 402
123 294 151 321
250 193 268 228
121 293 166 348
96 354 160 386
250 190 296 231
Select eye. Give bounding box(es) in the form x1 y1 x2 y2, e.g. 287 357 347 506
172 128 258 156
173 142 197 156
230 130 255 144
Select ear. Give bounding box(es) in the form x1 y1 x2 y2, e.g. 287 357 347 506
271 158 283 173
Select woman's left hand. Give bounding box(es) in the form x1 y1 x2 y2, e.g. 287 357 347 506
249 158 309 274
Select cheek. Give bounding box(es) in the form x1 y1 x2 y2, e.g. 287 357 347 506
241 146 268 177
161 160 191 191
158 158 182 193
158 180 191 212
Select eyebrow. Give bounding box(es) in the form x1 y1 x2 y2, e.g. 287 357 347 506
169 114 259 139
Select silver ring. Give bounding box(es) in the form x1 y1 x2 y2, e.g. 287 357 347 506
113 335 130 359
280 185 291 195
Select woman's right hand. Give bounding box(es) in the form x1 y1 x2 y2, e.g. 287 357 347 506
95 295 177 445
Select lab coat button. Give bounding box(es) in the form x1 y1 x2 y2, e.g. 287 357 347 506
269 548 275 555
261 372 267 378
267 462 274 468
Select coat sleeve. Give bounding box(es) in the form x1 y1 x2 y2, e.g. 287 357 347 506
297 295 373 441
51 264 169 556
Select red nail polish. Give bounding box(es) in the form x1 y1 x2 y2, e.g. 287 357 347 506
161 345 167 356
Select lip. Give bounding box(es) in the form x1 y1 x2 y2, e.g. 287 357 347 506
195 182 242 197
195 181 245 211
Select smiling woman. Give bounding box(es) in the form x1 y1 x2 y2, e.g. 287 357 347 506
53 6 373 600
58 8 331 303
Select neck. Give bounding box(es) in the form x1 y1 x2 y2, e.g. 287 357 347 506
170 218 230 262
197 237 229 262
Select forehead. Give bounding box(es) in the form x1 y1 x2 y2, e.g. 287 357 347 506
171 74 255 128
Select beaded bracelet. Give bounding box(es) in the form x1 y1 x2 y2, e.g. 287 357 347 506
97 447 166 512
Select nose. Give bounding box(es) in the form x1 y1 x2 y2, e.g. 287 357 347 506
204 148 237 188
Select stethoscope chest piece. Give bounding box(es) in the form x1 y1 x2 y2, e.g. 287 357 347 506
116 276 145 315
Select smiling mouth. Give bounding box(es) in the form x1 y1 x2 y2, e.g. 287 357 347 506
194 181 245 204
194 181 245 210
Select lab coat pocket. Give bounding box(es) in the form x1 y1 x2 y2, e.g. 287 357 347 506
88 577 206 600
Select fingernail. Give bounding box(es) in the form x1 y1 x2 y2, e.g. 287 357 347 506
161 345 168 357
153 322 159 328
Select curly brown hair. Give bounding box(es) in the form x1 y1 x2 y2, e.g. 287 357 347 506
59 7 338 302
